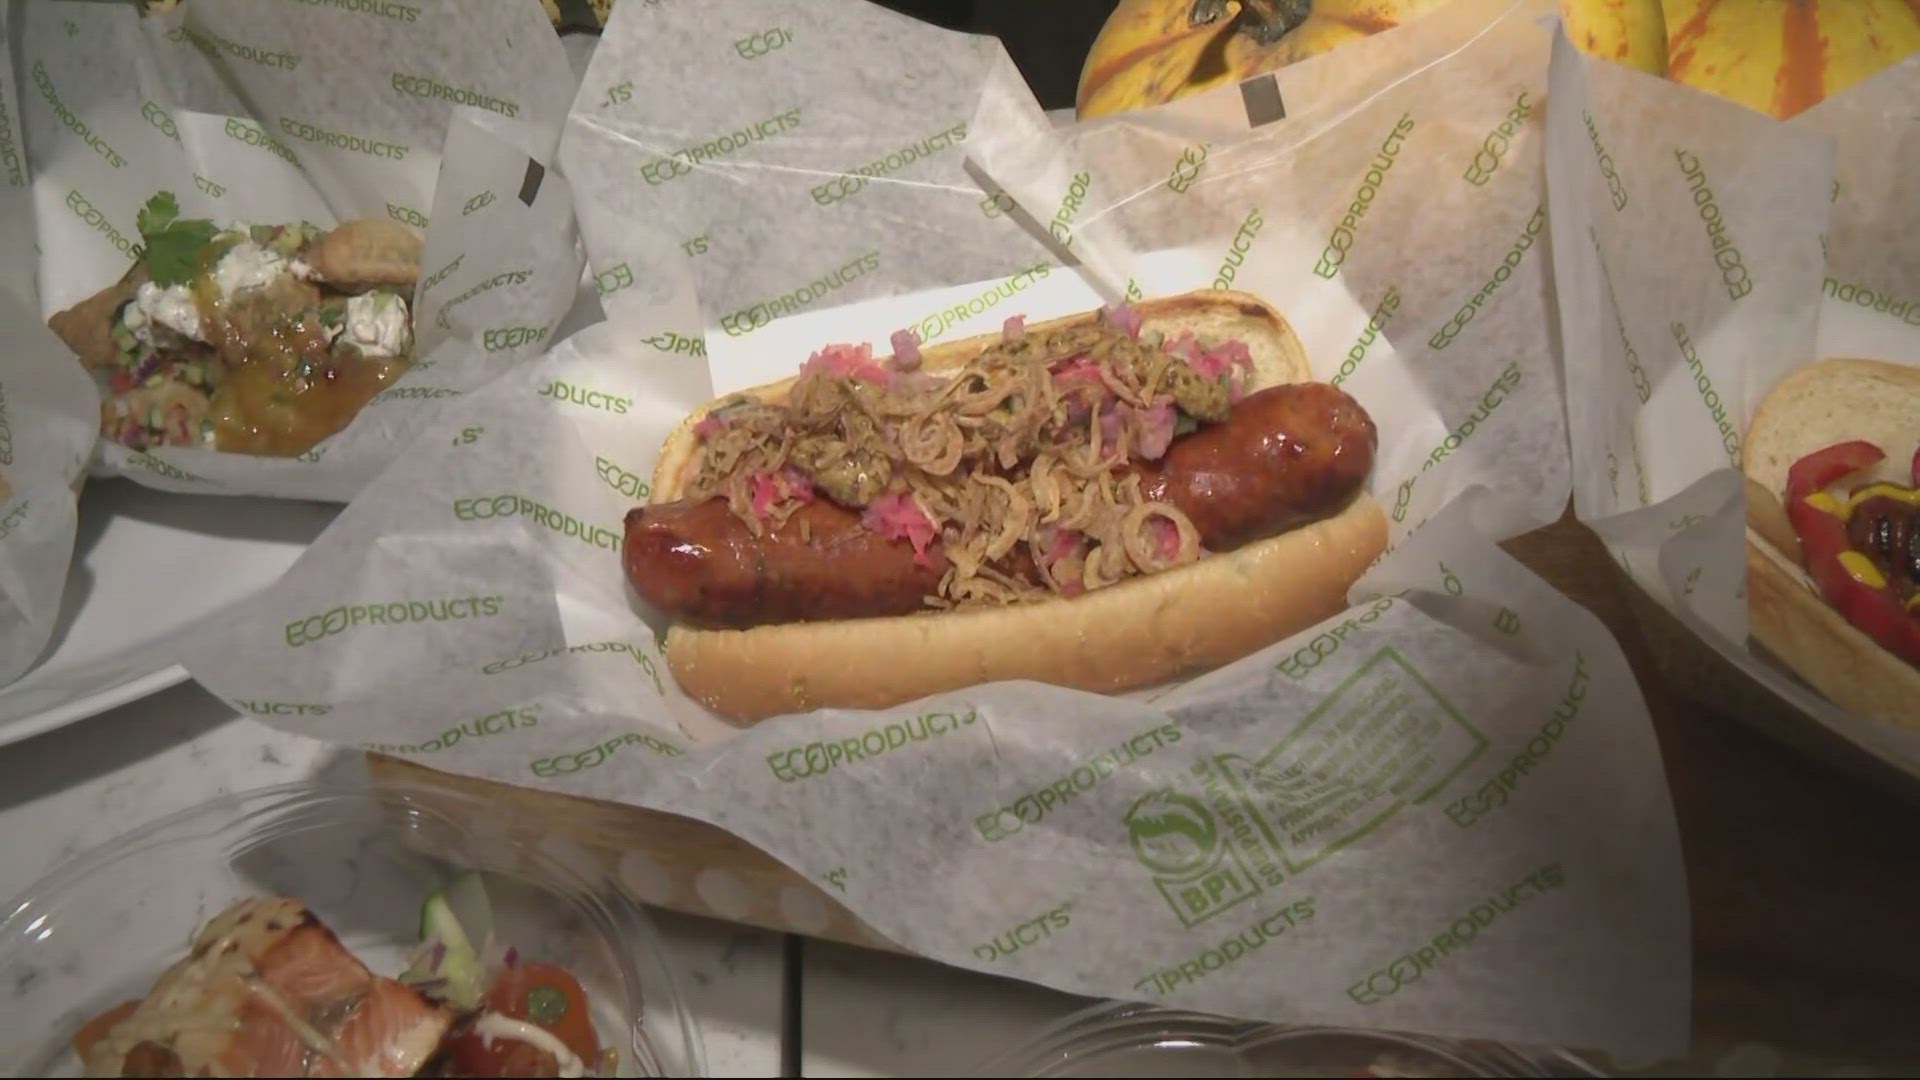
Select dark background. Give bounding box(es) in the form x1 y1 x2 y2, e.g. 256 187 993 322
871 0 1124 111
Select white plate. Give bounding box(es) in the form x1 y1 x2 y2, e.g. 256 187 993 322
0 478 336 747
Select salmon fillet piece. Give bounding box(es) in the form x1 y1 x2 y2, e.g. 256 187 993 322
75 897 454 1078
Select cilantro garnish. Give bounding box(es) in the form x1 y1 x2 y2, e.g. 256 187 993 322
136 191 218 287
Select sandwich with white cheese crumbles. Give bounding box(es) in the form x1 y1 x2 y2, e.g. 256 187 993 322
48 191 420 458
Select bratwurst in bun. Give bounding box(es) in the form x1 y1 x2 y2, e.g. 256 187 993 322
622 290 1387 721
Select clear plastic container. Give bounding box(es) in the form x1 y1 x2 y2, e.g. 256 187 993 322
974 1001 1607 1078
0 781 705 1077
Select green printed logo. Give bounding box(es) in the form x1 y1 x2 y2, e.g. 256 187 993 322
1346 863 1564 1004
909 262 1052 344
642 331 705 357
1128 647 1484 928
0 91 22 186
482 325 548 352
0 382 12 464
294 445 326 463
33 61 126 168
682 234 709 257
1671 321 1740 465
462 190 495 216
420 253 463 295
1493 608 1521 635
767 707 978 782
290 0 422 22
194 173 227 199
453 494 619 550
284 594 503 647
979 190 1016 220
368 385 457 404
1824 276 1920 328
735 27 795 59
1131 899 1316 996
282 116 407 160
1429 205 1543 350
977 721 1182 841
1583 111 1627 210
141 100 181 144
720 250 879 337
235 699 331 717
435 268 534 329
594 456 651 501
1167 143 1208 194
538 378 630 414
225 117 300 166
481 639 662 696
391 73 519 118
1212 206 1265 291
0 500 30 541
1674 148 1751 300
1589 227 1650 404
1462 91 1530 187
166 25 301 69
530 731 683 777
128 451 207 483
1330 287 1400 388
640 106 802 185
1444 654 1591 826
811 122 968 206
1275 596 1396 679
603 80 634 108
972 901 1072 962
593 262 634 297
1314 113 1415 279
1415 362 1522 483
363 705 540 755
386 201 429 228
1048 170 1091 249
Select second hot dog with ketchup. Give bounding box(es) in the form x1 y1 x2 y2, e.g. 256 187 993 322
621 290 1389 721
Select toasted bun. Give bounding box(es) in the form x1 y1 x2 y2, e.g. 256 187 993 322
649 289 1384 721
1743 357 1920 732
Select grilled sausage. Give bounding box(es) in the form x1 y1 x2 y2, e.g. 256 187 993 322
623 382 1376 629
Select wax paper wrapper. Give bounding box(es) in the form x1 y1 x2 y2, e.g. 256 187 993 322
0 13 99 688
12 0 583 502
181 0 1689 1063
1546 31 1920 774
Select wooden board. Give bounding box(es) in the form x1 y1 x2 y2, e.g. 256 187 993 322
369 505 1920 1073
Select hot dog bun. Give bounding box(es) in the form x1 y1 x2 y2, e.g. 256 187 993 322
647 290 1386 721
1744 356 1920 732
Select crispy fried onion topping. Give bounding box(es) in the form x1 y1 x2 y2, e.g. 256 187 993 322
684 307 1252 608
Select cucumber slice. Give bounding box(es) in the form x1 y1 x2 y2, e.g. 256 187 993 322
401 877 489 1010
442 871 494 952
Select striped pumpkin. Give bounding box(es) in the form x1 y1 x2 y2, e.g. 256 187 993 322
1666 0 1920 118
1077 0 1667 120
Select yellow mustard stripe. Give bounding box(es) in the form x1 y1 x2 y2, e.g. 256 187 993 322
1839 550 1888 590
1803 490 1845 517
1846 482 1920 512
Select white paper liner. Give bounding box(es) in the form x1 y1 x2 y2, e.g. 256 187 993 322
180 0 1689 1063
0 1 98 685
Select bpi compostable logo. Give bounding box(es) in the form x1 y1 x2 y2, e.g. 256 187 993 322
1125 647 1487 928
